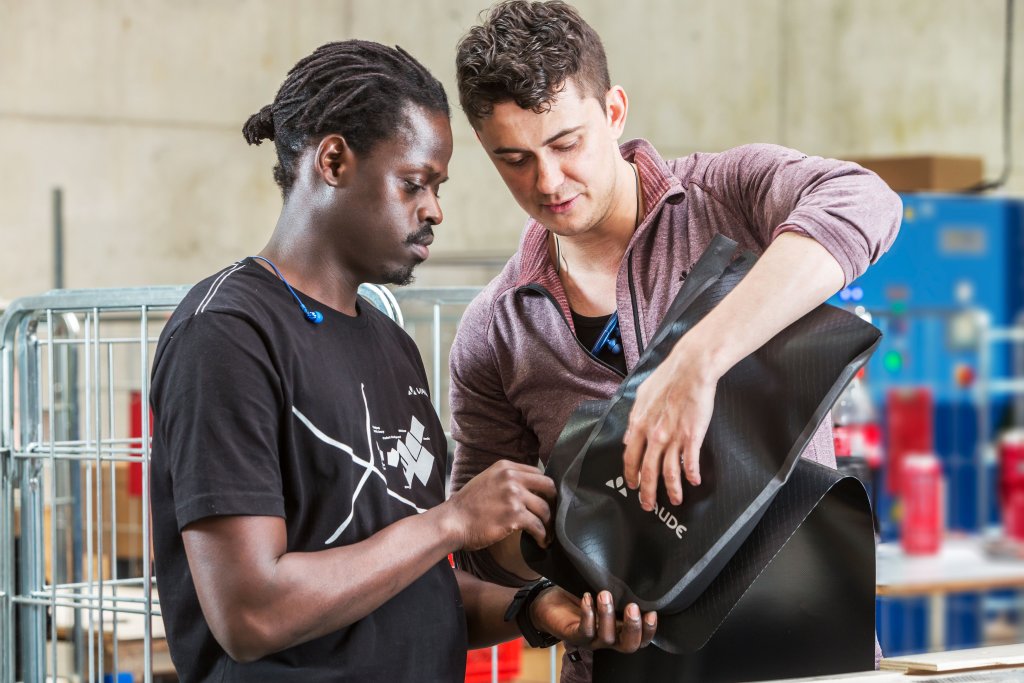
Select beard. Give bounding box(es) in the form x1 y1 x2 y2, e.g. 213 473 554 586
381 224 433 286
381 264 416 287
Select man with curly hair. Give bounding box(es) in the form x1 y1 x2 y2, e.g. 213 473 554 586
449 2 901 680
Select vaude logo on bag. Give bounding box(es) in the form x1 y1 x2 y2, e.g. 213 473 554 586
605 476 687 539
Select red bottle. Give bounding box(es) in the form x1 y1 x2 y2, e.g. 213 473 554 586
833 368 883 508
833 370 882 465
901 453 942 555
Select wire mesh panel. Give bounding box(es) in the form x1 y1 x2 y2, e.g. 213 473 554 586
0 287 188 683
392 287 479 429
1 312 10 679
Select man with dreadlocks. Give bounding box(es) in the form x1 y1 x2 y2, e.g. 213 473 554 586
150 40 656 682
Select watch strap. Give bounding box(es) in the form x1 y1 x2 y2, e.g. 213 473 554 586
503 578 559 648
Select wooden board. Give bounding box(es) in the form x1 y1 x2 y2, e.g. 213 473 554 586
880 644 1024 672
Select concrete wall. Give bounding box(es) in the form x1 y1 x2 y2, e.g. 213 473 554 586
1 0 1021 302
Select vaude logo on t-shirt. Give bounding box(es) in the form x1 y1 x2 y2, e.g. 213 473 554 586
605 476 688 540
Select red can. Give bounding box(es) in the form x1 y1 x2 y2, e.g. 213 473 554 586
999 430 1024 540
901 453 943 555
1004 491 1024 542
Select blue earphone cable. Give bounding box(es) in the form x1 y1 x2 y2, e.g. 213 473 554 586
249 255 324 324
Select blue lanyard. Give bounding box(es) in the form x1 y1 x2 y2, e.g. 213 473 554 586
592 312 623 356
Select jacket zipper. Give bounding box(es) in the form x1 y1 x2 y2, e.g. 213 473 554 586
518 284 626 378
627 255 645 356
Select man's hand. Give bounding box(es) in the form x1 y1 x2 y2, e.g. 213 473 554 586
441 460 556 551
622 337 722 510
621 233 847 511
531 586 657 652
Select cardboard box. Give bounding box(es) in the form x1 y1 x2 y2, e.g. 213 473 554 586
847 155 984 192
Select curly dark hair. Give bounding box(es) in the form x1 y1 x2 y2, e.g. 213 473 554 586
455 0 610 125
243 40 449 196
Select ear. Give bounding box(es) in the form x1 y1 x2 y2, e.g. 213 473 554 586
314 134 356 188
604 85 629 141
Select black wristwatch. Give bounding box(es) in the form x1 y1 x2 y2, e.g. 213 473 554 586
503 578 560 648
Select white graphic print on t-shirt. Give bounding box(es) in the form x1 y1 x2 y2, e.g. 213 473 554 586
383 416 435 488
290 383 436 545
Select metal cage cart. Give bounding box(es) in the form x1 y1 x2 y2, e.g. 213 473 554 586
1 287 188 683
0 284 558 683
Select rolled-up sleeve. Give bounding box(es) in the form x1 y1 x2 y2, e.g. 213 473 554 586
698 143 903 285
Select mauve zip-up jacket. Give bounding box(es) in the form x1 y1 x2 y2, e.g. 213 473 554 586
448 139 900 677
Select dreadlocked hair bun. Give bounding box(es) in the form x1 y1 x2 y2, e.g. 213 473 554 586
246 40 449 197
242 104 275 145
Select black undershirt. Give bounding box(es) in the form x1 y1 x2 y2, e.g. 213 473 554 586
571 310 628 376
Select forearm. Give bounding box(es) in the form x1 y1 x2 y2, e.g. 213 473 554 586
489 533 540 582
456 569 522 649
189 459 557 663
680 232 845 376
187 507 458 662
623 224 853 502
267 509 456 644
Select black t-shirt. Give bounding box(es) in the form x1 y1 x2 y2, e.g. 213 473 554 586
150 259 466 682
